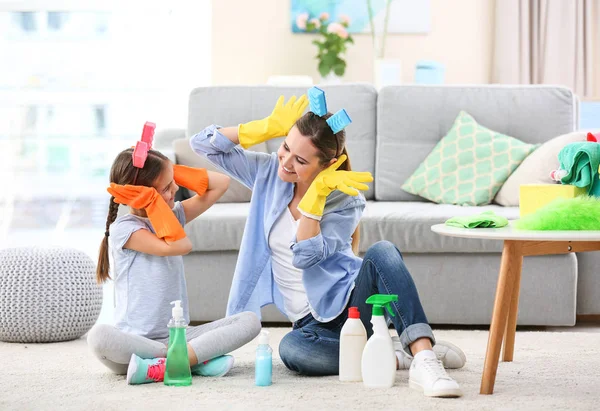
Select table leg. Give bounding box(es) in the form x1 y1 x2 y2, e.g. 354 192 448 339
502 245 524 362
480 240 521 395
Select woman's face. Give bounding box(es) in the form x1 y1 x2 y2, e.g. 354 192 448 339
276 126 331 186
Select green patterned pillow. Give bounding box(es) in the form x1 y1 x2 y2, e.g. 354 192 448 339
402 111 538 206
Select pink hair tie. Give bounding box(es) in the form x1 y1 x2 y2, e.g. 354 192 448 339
132 122 156 168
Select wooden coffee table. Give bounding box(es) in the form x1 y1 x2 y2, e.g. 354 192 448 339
431 222 600 394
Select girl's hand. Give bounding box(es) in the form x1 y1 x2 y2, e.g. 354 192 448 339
107 183 158 209
173 164 209 195
107 183 186 242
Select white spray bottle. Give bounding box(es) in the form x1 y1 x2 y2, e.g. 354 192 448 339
361 294 398 388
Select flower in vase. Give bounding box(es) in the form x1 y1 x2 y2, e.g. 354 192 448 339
296 13 309 30
302 13 354 78
309 18 321 29
327 22 348 39
339 14 351 27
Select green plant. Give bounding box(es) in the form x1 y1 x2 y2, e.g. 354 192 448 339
298 13 354 77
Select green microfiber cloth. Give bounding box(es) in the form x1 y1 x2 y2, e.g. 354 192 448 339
514 196 600 230
558 142 600 196
445 211 509 229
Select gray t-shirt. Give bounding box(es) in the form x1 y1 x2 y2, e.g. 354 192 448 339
109 202 189 340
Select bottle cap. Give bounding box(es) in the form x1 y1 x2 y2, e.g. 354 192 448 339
348 306 360 319
365 294 398 317
170 300 184 320
258 329 269 345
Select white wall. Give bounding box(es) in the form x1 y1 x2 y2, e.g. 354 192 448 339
211 0 495 85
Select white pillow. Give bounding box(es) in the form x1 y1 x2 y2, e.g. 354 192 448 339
494 131 592 206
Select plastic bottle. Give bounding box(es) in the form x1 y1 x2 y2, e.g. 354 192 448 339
164 300 192 386
339 306 367 382
255 330 272 386
361 294 398 388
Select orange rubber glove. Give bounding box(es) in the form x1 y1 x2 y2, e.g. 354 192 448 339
107 183 186 242
173 164 209 196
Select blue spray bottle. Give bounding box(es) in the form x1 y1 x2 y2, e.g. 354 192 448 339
255 330 272 386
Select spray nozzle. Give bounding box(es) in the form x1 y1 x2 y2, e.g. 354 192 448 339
258 329 270 345
170 300 184 320
365 294 398 317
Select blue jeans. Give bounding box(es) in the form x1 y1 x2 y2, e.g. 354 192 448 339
278 241 435 376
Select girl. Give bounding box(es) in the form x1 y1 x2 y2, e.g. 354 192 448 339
87 144 261 385
189 90 466 398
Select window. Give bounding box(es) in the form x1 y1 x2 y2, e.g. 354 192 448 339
0 2 211 256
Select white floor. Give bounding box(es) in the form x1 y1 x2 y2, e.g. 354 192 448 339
3 327 600 410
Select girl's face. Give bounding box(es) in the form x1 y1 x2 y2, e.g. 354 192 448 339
152 162 179 208
277 126 333 186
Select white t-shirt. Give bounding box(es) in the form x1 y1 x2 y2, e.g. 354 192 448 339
268 207 311 322
109 202 189 340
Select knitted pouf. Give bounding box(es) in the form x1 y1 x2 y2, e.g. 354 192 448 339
0 247 103 343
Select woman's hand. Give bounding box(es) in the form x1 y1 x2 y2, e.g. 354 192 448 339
238 95 308 148
297 155 373 220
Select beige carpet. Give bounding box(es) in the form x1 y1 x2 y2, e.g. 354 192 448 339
2 328 599 411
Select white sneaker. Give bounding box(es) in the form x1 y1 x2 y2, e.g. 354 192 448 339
393 337 466 369
409 350 462 398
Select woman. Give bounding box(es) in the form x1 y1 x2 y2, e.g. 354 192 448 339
190 89 465 397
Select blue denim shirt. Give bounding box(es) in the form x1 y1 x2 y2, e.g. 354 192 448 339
189 125 366 322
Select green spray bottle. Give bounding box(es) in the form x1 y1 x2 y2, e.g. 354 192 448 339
164 300 192 386
361 294 398 388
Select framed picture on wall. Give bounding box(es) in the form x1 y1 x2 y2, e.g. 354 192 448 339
291 0 431 34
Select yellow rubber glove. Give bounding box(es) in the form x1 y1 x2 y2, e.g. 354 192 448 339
238 95 308 149
297 155 374 220
107 183 186 242
173 164 209 196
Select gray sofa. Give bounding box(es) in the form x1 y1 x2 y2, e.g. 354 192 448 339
155 84 599 326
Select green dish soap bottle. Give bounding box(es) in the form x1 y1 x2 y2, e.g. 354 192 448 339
164 300 192 386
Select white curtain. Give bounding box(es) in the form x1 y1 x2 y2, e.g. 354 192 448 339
493 0 600 97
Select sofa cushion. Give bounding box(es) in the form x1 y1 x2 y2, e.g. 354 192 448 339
185 202 250 251
359 201 520 253
401 111 538 206
187 84 377 199
173 138 267 202
376 85 577 201
494 130 591 206
185 201 520 254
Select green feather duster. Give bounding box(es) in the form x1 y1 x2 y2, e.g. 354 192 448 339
515 196 600 230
